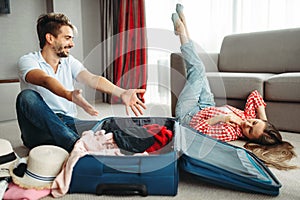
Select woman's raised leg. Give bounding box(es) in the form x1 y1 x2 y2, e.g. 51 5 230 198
172 7 215 125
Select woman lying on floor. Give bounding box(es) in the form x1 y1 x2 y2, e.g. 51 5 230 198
172 4 297 170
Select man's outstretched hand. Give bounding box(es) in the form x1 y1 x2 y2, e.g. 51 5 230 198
120 89 147 116
71 89 99 116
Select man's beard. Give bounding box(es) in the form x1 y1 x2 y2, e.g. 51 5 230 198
55 46 71 58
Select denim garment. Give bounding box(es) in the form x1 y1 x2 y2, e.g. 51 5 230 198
16 89 97 152
175 41 215 125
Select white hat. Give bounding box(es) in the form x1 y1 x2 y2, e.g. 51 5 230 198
0 139 17 178
10 145 69 190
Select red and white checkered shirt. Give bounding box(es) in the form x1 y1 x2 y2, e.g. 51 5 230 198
189 90 266 142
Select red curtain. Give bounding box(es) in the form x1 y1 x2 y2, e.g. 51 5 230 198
112 0 147 103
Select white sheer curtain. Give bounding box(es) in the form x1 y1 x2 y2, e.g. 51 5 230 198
143 0 178 104
175 0 300 52
144 0 300 104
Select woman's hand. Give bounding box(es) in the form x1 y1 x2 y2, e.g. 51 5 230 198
120 89 147 116
223 113 242 127
207 113 242 127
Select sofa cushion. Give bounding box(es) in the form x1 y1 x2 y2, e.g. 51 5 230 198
207 72 273 99
266 101 300 132
265 73 300 102
219 28 300 73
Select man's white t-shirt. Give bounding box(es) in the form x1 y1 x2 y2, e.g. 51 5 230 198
18 51 86 117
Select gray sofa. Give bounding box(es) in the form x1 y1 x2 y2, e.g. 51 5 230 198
171 27 300 133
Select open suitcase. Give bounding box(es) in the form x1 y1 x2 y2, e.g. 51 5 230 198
69 117 281 196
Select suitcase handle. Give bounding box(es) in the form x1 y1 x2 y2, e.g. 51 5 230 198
96 183 148 196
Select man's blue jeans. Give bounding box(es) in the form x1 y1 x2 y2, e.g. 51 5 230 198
175 41 215 125
16 89 98 152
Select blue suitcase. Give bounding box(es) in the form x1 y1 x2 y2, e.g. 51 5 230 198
69 117 281 196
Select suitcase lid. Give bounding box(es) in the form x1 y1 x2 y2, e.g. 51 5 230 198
175 122 282 196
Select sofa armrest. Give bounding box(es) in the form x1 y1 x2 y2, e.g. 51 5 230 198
207 53 219 68
170 53 186 117
170 52 220 116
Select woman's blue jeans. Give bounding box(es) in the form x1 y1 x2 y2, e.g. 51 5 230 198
175 41 215 125
16 89 98 152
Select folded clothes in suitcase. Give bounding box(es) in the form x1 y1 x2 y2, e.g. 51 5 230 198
69 117 281 196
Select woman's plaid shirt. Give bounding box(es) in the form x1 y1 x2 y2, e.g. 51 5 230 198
189 90 266 142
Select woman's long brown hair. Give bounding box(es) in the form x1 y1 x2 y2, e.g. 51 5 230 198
244 120 298 170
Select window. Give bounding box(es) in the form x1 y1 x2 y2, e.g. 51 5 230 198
144 0 300 104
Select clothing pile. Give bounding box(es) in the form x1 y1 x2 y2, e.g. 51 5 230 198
113 124 174 154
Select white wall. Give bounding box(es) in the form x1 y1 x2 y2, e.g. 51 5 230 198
0 0 46 80
81 0 101 59
0 0 46 121
0 83 20 121
52 0 84 61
